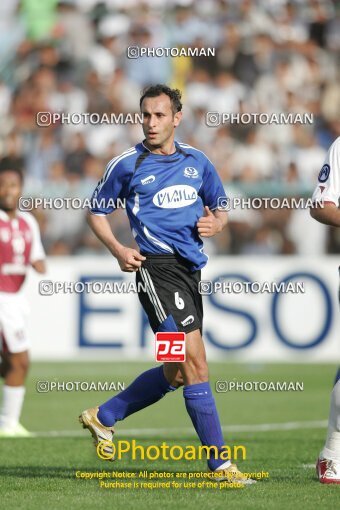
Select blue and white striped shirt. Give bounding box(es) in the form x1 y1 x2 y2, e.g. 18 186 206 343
90 141 227 271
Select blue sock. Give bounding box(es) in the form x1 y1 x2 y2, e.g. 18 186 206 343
97 365 177 426
183 382 228 471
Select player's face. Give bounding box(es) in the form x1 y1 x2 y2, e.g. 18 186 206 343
0 171 22 212
141 94 182 148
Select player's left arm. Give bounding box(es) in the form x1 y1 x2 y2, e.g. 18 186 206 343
31 259 46 273
197 156 228 237
197 206 228 237
26 213 46 273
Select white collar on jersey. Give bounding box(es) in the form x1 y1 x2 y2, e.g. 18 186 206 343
141 140 151 152
141 140 178 155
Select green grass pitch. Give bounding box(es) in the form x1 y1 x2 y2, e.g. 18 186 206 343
1 362 339 510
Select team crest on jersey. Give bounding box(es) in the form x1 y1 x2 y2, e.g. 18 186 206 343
184 167 199 178
318 164 330 183
141 175 155 185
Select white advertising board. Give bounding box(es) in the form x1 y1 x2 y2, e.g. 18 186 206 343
23 256 340 362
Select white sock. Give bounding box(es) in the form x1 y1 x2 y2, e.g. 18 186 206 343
214 460 232 470
0 385 26 428
321 379 340 461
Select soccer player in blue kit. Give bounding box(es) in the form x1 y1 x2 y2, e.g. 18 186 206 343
80 85 253 484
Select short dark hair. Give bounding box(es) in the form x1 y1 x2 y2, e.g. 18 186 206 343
140 84 182 114
0 157 24 182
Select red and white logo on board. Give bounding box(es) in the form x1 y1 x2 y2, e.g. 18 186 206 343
155 332 186 362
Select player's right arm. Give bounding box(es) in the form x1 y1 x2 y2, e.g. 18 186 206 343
310 203 340 227
87 213 145 272
87 154 145 272
310 137 340 227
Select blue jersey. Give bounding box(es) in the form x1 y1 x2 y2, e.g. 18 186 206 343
90 141 227 271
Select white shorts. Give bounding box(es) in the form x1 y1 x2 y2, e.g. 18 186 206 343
0 293 30 353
